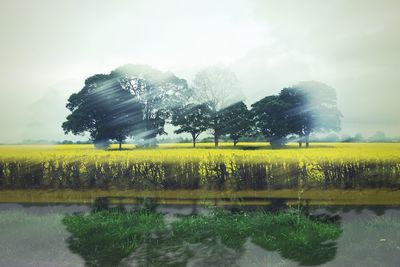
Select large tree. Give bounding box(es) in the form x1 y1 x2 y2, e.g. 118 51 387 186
62 74 143 149
280 81 342 147
171 103 211 147
218 101 252 146
111 64 190 146
279 87 309 147
193 66 243 146
251 95 292 148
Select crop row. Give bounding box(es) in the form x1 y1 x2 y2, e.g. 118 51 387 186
0 159 399 190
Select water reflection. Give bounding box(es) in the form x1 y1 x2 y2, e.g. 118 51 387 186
322 205 392 218
62 198 343 266
2 203 400 266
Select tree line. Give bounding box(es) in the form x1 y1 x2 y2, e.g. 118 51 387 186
62 64 341 149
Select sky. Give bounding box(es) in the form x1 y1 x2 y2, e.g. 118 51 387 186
0 0 399 143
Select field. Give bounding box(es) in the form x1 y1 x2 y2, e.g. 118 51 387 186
2 142 400 162
1 143 400 266
1 142 400 204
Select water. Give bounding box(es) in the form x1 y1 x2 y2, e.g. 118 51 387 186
1 203 400 267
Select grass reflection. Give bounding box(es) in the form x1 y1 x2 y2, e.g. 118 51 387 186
63 202 342 266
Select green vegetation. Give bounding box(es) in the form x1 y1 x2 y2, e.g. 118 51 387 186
62 64 342 149
62 208 342 266
63 211 164 266
62 65 190 148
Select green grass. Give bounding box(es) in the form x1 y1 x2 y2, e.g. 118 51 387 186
63 209 342 266
63 211 164 267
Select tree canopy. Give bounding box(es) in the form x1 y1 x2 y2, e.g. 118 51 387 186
251 95 292 148
252 81 342 148
193 66 244 146
63 65 190 148
171 103 211 147
280 81 342 147
111 64 190 146
62 64 342 150
62 74 143 149
218 101 252 146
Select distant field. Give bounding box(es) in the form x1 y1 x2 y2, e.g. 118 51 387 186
0 143 400 204
1 142 399 162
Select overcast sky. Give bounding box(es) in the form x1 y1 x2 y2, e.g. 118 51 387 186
0 0 399 143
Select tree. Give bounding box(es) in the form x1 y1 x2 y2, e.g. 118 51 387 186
193 66 243 147
218 102 252 146
111 64 190 146
62 74 143 149
323 133 340 142
280 81 342 147
279 87 309 147
369 131 386 142
171 103 211 147
251 96 292 148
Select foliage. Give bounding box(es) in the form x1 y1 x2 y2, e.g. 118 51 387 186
63 63 341 151
62 74 143 149
174 210 341 265
251 96 292 148
218 101 253 146
63 211 164 266
193 66 243 112
111 64 190 146
193 66 244 147
281 81 342 147
63 65 190 148
251 82 342 148
171 103 211 147
63 209 341 266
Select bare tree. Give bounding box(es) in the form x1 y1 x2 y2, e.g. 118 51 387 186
193 66 243 112
193 66 244 146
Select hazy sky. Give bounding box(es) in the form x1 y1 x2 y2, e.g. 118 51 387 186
0 0 399 143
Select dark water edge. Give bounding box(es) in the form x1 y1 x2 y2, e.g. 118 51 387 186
2 202 400 218
1 203 400 267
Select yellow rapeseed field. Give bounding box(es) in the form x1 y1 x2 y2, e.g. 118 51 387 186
1 142 399 163
1 142 400 204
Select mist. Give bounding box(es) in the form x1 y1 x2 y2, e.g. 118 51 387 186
0 0 399 143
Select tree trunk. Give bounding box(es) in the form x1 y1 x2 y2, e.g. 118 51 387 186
144 137 156 147
270 141 283 149
269 136 284 149
214 135 219 147
298 142 302 148
305 134 310 148
192 134 196 148
119 140 122 150
233 140 238 146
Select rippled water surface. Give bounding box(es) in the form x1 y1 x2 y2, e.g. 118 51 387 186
1 203 400 267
